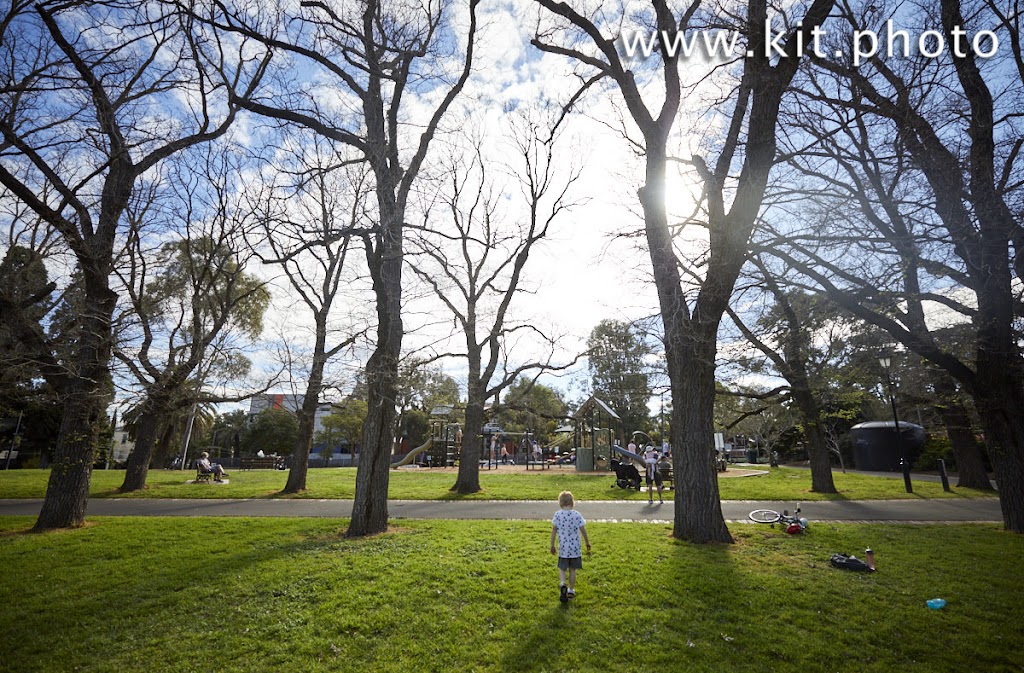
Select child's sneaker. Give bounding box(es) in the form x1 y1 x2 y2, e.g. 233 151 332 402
559 585 568 603
567 590 576 600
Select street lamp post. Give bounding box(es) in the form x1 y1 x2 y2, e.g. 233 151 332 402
879 355 913 493
659 391 665 443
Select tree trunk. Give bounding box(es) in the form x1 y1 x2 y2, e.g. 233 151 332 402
670 334 734 544
34 388 101 529
453 353 483 494
454 397 484 494
347 190 403 537
120 408 161 492
641 144 733 544
153 420 176 468
34 275 116 530
968 247 1023 530
790 388 837 493
284 358 324 494
770 275 837 494
930 373 992 490
348 345 399 537
942 403 992 490
972 367 1024 532
975 399 1024 532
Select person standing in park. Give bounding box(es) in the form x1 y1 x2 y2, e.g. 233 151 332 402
550 490 591 602
643 445 664 504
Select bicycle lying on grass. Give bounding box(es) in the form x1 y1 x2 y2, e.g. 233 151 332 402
748 503 808 533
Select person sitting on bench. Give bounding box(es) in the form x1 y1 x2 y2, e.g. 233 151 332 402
197 452 228 482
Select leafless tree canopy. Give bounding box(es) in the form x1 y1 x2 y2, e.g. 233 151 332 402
0 0 264 529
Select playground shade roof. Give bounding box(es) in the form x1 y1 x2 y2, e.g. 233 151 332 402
573 396 621 421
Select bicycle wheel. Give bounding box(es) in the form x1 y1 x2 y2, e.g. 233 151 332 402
748 509 782 524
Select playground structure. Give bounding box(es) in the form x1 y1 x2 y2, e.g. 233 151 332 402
390 406 461 468
572 397 624 472
548 430 573 458
389 396 651 472
610 443 645 466
570 397 672 487
424 416 460 467
390 437 432 468
484 430 537 466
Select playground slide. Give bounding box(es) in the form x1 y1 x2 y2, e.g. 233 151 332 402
611 444 646 468
391 437 432 468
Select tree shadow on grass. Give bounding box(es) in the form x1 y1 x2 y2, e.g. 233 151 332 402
615 531 768 669
497 602 577 672
496 528 750 672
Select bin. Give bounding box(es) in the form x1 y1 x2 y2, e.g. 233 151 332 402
850 421 925 471
746 448 758 464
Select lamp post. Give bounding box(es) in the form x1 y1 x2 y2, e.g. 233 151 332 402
879 355 913 493
659 391 665 443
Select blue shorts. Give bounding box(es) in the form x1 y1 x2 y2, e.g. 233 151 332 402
558 557 583 570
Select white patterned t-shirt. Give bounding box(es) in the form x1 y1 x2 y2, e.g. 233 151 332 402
552 508 586 558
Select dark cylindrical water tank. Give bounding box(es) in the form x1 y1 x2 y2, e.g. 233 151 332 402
849 421 926 471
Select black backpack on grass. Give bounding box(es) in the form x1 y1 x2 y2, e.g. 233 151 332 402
830 553 873 572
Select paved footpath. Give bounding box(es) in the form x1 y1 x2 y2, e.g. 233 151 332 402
0 497 1002 523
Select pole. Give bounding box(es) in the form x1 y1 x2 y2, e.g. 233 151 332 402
937 459 952 492
106 410 117 470
4 411 22 470
884 369 913 494
178 403 198 471
660 391 665 443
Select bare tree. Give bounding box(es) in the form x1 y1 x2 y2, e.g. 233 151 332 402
113 146 271 492
0 1 264 529
761 103 994 489
725 257 837 492
202 0 479 536
251 137 370 494
409 114 581 494
532 0 835 542
760 0 1016 520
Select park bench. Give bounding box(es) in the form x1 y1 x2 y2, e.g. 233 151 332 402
240 456 280 470
658 463 674 490
526 457 549 470
195 467 213 484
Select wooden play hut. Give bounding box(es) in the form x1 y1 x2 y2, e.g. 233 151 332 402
573 396 623 472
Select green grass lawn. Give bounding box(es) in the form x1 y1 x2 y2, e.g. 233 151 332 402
0 466 998 501
0 516 1019 673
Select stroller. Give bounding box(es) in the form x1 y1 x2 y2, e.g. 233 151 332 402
611 458 642 491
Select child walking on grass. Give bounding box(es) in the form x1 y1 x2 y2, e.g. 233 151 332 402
550 490 591 603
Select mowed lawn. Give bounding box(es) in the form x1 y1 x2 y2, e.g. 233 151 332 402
0 516 1020 673
0 466 999 501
